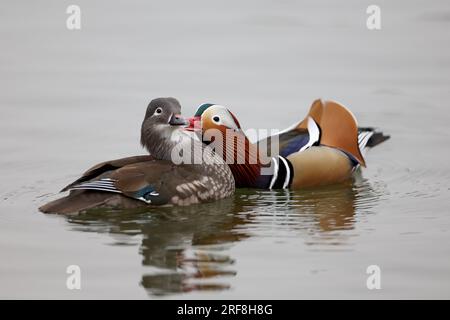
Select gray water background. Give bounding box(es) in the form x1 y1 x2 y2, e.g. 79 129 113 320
1 0 450 298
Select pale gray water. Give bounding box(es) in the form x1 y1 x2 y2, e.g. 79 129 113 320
1 0 450 299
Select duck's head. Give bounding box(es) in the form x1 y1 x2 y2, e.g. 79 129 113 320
187 103 262 186
187 103 248 159
141 97 188 159
187 103 242 136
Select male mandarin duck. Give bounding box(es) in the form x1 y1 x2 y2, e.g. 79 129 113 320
186 99 389 189
39 98 235 214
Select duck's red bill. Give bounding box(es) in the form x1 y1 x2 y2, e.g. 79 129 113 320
185 116 202 131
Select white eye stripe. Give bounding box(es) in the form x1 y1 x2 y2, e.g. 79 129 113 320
205 105 239 130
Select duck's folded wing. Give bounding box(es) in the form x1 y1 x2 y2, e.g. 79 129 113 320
260 100 387 166
297 99 366 166
61 155 154 192
67 160 218 206
114 162 222 205
258 121 314 158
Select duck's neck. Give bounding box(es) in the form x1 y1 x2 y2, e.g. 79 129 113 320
225 136 268 188
142 126 194 161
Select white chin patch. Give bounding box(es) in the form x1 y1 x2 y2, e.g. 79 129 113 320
169 128 191 143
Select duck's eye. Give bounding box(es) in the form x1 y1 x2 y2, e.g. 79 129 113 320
154 108 162 115
212 116 220 123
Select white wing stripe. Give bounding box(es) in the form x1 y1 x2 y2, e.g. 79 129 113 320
70 186 122 193
68 178 119 192
358 131 374 153
358 131 369 143
73 183 116 189
299 117 320 152
76 181 115 187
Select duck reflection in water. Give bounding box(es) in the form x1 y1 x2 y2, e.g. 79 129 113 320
63 175 380 296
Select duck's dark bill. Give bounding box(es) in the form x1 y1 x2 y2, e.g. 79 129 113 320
168 114 187 126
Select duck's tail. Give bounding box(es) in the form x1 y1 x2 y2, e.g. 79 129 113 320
39 190 146 214
357 127 390 155
39 190 114 214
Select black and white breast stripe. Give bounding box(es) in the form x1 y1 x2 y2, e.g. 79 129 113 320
269 156 294 189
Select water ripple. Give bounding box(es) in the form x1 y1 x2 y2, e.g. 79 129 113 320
46 175 387 296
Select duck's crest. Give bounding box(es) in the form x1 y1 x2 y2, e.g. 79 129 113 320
195 103 215 117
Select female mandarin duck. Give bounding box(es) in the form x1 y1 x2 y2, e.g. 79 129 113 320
39 98 235 214
186 99 389 189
